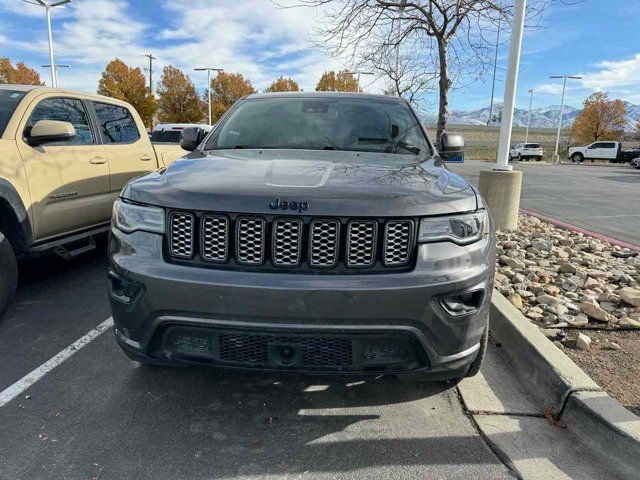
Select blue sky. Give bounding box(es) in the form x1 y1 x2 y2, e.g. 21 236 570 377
1 0 638 114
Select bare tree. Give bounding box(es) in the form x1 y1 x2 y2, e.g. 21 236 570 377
282 0 559 141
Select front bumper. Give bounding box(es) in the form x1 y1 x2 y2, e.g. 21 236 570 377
108 227 495 379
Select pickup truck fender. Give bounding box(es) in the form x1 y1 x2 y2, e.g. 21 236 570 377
0 178 33 254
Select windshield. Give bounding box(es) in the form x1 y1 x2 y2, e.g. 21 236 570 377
0 90 27 137
205 96 431 156
151 129 182 143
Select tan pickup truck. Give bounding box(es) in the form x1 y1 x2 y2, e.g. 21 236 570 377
0 85 196 316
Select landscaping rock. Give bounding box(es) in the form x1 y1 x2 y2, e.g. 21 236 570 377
575 333 591 350
579 301 613 323
601 340 621 350
618 287 640 307
507 293 523 310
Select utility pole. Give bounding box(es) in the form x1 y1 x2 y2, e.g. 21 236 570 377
144 54 157 93
525 88 534 143
487 8 501 126
42 64 69 87
194 67 223 125
549 75 582 162
25 0 71 88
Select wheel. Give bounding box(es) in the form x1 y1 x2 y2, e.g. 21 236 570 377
465 322 489 378
571 153 584 163
0 231 18 318
517 154 522 162
536 156 542 162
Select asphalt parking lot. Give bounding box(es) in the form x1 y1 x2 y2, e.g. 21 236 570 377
450 162 640 246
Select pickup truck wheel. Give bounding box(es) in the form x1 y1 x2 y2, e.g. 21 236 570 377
0 231 18 318
465 322 489 378
571 153 584 163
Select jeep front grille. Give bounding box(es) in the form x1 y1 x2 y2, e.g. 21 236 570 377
167 212 415 273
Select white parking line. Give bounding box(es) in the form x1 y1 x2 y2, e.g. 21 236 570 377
0 317 114 408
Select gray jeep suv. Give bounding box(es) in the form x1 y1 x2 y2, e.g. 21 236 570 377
108 92 495 381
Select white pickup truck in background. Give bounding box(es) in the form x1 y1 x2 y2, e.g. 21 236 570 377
568 141 640 163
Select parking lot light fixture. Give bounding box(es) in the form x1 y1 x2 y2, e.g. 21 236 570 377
549 75 582 162
345 71 374 93
42 64 69 87
525 89 534 143
24 0 71 88
194 67 224 126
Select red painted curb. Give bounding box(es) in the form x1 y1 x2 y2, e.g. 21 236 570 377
519 208 640 253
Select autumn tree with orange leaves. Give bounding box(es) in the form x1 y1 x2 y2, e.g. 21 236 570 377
265 76 300 93
315 70 360 92
205 71 255 123
0 58 44 85
571 92 627 144
97 58 157 129
157 65 204 123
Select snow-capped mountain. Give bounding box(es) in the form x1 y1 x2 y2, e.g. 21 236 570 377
423 102 640 130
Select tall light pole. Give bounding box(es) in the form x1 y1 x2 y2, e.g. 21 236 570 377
477 0 526 232
487 9 502 126
194 67 223 126
24 0 71 88
42 64 69 86
549 75 582 162
345 71 374 93
525 88 534 143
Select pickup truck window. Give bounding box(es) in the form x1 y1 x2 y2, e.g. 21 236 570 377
94 102 140 144
0 90 27 137
151 130 182 143
205 97 431 156
602 142 616 149
25 97 94 145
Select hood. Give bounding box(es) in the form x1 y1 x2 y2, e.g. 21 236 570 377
123 149 477 217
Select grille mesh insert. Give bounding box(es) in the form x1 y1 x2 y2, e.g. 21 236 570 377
218 332 353 367
309 220 339 267
383 220 414 266
346 221 377 267
272 218 303 266
236 217 266 265
201 215 229 262
169 212 193 258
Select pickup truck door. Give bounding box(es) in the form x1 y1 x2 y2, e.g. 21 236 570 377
599 142 618 159
17 95 111 241
585 143 600 159
90 101 157 200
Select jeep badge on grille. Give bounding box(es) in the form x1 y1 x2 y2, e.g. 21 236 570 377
269 198 309 213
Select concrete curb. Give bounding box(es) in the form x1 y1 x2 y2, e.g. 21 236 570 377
490 289 640 479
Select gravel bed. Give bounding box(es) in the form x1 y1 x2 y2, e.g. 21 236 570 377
495 214 640 414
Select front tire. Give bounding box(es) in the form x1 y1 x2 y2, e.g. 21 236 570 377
0 231 18 318
465 322 489 378
571 153 584 163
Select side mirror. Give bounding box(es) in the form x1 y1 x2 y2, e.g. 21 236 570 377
439 132 465 163
180 127 205 151
28 120 76 146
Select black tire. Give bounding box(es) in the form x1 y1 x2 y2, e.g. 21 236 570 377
0 231 18 318
536 156 542 162
517 154 522 162
571 153 584 163
465 322 489 378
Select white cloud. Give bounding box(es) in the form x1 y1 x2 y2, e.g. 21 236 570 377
581 53 640 91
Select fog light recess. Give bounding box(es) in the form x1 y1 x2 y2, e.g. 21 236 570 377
440 290 484 316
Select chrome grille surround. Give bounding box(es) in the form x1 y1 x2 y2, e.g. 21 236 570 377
309 219 340 268
201 215 229 263
346 220 378 267
169 211 194 258
236 217 266 265
272 218 303 266
383 220 414 266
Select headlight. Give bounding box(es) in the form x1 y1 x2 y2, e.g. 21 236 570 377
418 210 487 245
112 199 165 234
